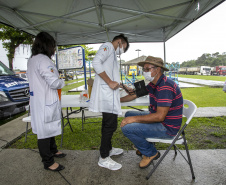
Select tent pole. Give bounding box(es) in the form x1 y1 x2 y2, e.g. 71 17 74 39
163 27 167 75
164 41 166 66
55 33 59 70
163 41 166 75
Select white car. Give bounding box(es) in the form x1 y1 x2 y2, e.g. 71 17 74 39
17 73 28 81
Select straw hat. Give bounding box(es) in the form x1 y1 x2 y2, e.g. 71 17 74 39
138 56 169 71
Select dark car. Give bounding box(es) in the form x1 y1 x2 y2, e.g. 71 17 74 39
0 61 29 119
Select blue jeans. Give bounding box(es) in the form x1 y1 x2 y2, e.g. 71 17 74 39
121 111 174 157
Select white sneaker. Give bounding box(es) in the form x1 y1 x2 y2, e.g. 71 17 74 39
109 147 123 156
98 156 122 170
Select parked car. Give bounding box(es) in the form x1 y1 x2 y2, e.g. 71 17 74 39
59 73 65 79
0 61 29 119
59 70 74 80
66 72 74 80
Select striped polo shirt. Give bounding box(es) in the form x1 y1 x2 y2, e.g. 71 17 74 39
146 74 183 136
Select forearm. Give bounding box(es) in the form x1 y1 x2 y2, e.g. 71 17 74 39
120 94 137 102
120 113 164 128
98 71 112 85
121 106 169 127
132 113 164 124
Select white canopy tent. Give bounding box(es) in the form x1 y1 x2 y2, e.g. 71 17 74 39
1 0 224 89
0 0 224 45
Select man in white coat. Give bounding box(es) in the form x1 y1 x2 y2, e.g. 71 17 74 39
89 34 129 170
27 32 66 172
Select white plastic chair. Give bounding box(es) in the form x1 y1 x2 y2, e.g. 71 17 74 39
146 99 197 180
22 116 32 142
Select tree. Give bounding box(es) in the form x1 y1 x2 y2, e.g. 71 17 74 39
0 24 34 70
176 52 226 68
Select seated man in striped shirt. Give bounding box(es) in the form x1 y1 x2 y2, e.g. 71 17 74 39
120 56 183 169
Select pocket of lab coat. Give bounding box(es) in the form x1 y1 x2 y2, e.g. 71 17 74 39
44 101 61 123
100 84 113 104
44 89 61 123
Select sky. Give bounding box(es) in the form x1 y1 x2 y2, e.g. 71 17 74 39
0 1 226 70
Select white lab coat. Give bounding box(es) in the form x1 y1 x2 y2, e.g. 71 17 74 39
89 42 122 115
27 54 65 139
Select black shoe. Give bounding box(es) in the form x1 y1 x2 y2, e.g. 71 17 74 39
54 153 67 158
44 164 65 171
136 150 142 157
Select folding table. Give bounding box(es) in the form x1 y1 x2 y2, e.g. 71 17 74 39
60 95 149 147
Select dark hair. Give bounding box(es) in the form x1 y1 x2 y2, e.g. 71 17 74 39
31 32 56 58
112 34 129 52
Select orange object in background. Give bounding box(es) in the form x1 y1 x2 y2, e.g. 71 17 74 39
57 89 61 100
83 93 88 98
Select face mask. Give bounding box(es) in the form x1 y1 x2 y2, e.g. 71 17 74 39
116 46 124 55
143 71 155 82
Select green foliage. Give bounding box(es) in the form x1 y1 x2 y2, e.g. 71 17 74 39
58 45 97 61
180 52 226 67
0 24 97 70
210 132 224 138
0 24 34 69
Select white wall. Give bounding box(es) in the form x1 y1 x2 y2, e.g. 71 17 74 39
0 41 31 70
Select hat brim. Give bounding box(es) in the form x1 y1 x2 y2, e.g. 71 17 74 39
138 61 169 71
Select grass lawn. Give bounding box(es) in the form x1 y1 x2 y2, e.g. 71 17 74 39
62 80 84 95
4 76 226 151
10 116 226 150
181 86 226 107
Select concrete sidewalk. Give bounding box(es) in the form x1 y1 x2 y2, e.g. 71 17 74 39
178 77 224 87
0 149 226 185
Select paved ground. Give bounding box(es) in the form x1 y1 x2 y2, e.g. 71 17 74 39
178 77 225 87
0 149 226 185
178 82 203 88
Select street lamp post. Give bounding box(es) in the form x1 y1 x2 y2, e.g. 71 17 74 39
135 49 141 58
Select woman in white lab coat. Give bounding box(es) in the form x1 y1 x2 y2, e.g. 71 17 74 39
89 34 129 171
27 32 65 172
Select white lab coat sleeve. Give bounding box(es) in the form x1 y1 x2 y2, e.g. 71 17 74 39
92 43 112 74
51 79 65 89
39 56 65 89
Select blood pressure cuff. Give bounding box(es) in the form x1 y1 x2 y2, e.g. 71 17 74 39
134 80 149 97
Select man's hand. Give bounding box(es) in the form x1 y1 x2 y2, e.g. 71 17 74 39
120 116 136 127
120 83 135 95
108 81 120 90
98 71 119 90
